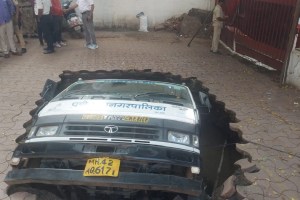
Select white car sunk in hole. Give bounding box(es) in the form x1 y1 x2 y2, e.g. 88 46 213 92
5 79 211 200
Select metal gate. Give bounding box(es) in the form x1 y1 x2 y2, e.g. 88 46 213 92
221 0 296 70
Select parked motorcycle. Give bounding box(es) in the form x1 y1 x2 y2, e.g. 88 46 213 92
61 0 83 38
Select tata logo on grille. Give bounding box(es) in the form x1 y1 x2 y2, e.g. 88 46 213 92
104 125 118 133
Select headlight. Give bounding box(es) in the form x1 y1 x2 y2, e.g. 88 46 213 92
168 131 190 145
10 157 21 166
191 166 200 174
193 135 199 147
36 126 59 137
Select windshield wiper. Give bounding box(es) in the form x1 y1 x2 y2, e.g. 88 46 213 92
135 92 179 99
59 95 81 100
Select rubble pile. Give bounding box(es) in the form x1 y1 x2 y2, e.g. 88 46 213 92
157 15 185 32
188 8 212 24
155 8 211 38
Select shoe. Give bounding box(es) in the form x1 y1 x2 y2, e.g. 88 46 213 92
4 54 10 58
87 44 96 50
59 41 67 46
43 47 54 51
210 50 221 55
54 42 61 48
21 48 27 53
43 49 54 54
92 44 99 49
11 51 22 56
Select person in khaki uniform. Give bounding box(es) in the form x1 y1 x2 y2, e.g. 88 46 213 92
211 0 227 54
18 0 37 38
12 0 27 53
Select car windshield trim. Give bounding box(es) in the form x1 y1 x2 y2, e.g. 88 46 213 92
52 79 194 108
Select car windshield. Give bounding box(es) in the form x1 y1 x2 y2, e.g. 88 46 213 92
53 79 194 108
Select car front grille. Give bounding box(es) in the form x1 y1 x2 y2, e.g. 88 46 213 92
62 124 160 140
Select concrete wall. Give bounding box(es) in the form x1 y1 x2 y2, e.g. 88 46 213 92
90 0 215 29
287 49 300 88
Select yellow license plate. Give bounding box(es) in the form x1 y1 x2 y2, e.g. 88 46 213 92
83 157 120 177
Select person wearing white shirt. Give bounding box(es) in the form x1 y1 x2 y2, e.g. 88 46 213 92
35 0 54 54
65 0 98 50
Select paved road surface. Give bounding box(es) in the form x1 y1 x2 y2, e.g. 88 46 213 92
0 31 299 200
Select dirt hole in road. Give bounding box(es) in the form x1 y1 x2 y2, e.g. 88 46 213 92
199 101 244 195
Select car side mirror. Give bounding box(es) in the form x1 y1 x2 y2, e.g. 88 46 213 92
40 79 57 102
198 92 211 113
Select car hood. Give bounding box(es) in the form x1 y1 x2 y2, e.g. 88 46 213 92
38 99 197 124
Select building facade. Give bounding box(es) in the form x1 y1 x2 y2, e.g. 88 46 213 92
91 0 214 29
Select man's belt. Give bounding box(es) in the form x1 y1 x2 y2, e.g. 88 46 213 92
82 10 90 14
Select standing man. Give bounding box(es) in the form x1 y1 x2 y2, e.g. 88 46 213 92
35 0 54 54
65 0 98 50
12 0 27 53
19 0 37 38
51 0 67 48
211 0 227 54
0 0 22 58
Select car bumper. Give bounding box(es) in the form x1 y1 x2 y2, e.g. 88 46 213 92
13 142 200 167
5 168 203 196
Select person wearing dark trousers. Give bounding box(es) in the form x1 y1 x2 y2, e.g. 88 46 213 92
34 0 54 54
51 0 66 48
35 15 44 46
31 0 43 46
41 14 54 53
